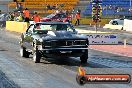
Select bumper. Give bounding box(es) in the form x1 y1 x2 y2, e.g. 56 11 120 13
38 48 88 57
38 48 88 51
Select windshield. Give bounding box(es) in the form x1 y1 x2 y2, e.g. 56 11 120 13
34 23 75 33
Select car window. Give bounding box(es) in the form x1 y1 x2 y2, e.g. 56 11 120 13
35 24 52 31
56 24 67 30
33 23 74 32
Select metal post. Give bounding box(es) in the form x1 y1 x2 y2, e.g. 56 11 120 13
95 22 97 33
105 5 109 21
130 0 132 9
124 39 127 48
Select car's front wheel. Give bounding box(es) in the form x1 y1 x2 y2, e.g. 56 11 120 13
33 47 41 63
80 50 88 64
20 46 30 58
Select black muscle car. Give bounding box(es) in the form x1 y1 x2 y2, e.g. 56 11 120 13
19 22 89 63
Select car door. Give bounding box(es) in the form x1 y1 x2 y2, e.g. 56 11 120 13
23 24 34 50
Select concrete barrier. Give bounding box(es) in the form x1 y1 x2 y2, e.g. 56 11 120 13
6 21 29 33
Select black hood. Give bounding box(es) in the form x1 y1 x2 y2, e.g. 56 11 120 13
32 31 87 41
43 31 87 40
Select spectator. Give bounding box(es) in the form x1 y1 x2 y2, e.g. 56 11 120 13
18 3 23 12
15 2 23 12
18 13 24 22
109 5 112 9
32 12 41 23
46 4 51 10
9 12 15 21
60 4 64 7
75 11 81 26
14 12 19 21
77 9 81 13
23 8 30 22
65 10 69 16
56 4 59 10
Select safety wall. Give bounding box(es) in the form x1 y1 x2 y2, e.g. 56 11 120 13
6 21 29 33
87 33 118 44
123 19 132 32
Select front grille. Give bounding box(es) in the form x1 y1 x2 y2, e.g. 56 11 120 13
44 40 87 48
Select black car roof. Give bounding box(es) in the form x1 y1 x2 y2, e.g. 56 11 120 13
35 22 70 25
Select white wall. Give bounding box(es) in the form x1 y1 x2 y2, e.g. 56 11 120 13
87 33 118 44
124 19 132 32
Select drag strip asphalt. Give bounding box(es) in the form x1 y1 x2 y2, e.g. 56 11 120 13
0 30 132 88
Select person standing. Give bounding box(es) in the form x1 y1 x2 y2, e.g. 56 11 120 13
75 11 81 26
15 1 23 12
18 12 24 22
32 12 41 23
23 8 30 22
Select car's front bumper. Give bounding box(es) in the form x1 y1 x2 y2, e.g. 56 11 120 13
38 47 88 57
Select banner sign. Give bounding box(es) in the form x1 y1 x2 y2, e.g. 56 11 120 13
87 33 118 44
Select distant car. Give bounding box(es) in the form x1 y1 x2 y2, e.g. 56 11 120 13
109 19 124 25
40 13 71 22
19 22 89 63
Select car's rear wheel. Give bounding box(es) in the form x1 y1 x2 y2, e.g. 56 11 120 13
33 47 41 63
80 50 88 64
20 46 30 58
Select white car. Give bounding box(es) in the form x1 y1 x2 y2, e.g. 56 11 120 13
109 19 124 25
103 19 124 30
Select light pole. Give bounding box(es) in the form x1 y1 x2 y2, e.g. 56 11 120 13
129 0 132 15
130 0 132 9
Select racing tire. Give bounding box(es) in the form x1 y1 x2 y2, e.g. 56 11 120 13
20 46 30 58
80 50 88 64
33 48 41 63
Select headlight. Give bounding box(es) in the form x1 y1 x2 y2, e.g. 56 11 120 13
74 40 87 45
80 40 87 45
